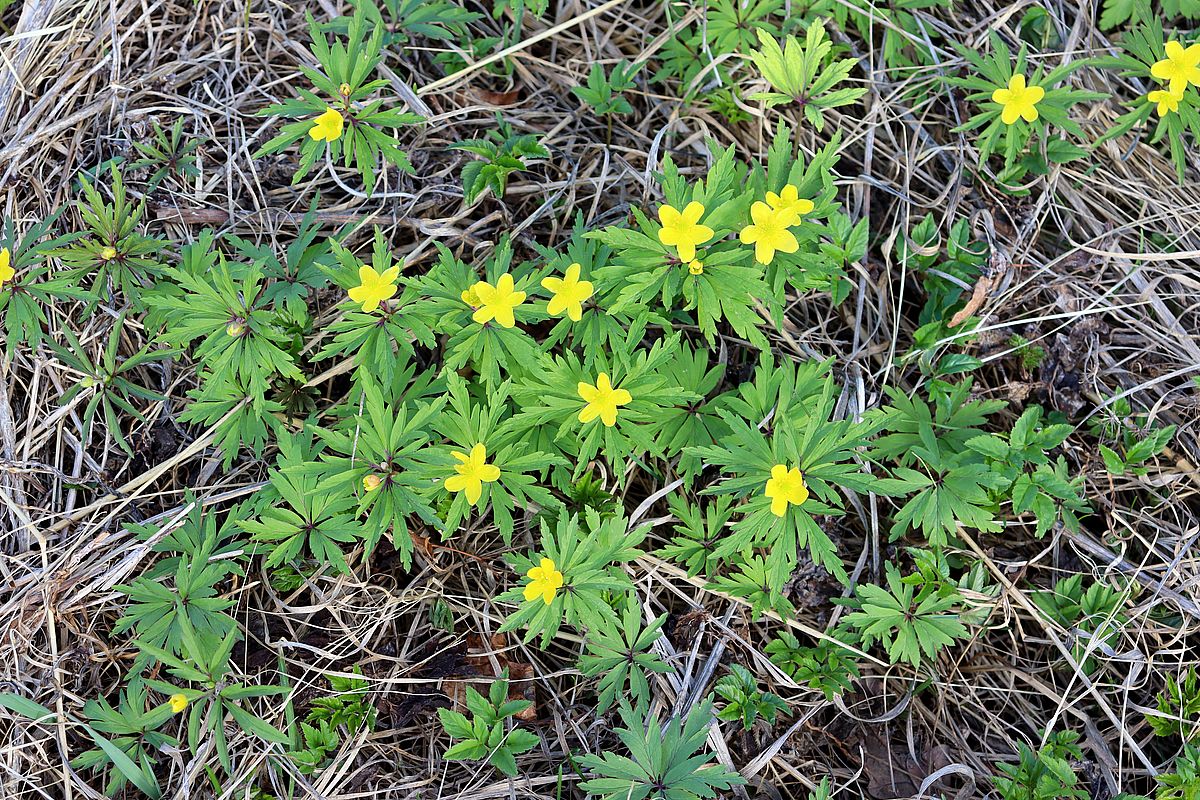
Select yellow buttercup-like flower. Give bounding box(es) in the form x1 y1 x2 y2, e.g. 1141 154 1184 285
444 443 501 506
1152 41 1200 95
577 372 631 427
657 201 714 262
347 264 400 313
0 248 14 289
739 202 799 265
541 262 594 322
764 464 809 517
1149 88 1185 116
309 107 345 142
100 246 118 261
764 185 815 226
991 74 1044 124
168 694 188 714
523 557 564 605
471 273 526 328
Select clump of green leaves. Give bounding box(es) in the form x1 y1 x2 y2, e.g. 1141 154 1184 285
130 118 202 189
838 561 970 669
1031 574 1130 673
453 117 549 204
714 664 789 730
573 60 642 116
255 6 420 194
436 673 538 777
948 35 1104 185
579 699 745 799
748 24 866 130
993 730 1090 800
289 669 377 774
1148 669 1200 740
765 634 860 700
49 311 174 457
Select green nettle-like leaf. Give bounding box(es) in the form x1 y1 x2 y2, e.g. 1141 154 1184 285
577 604 673 713
453 117 549 204
993 730 1090 800
839 563 969 668
436 674 538 777
714 664 789 730
765 634 860 701
579 699 746 800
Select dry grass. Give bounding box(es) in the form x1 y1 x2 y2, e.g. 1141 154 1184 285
1 0 1199 798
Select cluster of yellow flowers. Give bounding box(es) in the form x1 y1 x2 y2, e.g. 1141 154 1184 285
655 184 815 269
1149 41 1200 116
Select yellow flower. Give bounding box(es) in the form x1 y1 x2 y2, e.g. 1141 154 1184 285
338 82 352 97
347 264 400 313
523 557 564 605
764 185 815 226
764 464 809 517
363 474 383 492
739 202 798 265
444 443 501 506
657 201 714 262
168 694 188 714
1152 41 1200 95
541 262 594 322
471 273 526 328
100 246 118 261
991 74 1044 124
1149 87 1185 117
687 259 704 275
577 372 631 427
309 107 345 142
0 248 13 289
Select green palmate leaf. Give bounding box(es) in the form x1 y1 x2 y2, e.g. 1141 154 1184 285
579 699 745 800
839 562 969 668
578 604 673 712
748 24 865 130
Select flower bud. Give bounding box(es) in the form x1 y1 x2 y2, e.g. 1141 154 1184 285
688 260 704 275
363 474 383 492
